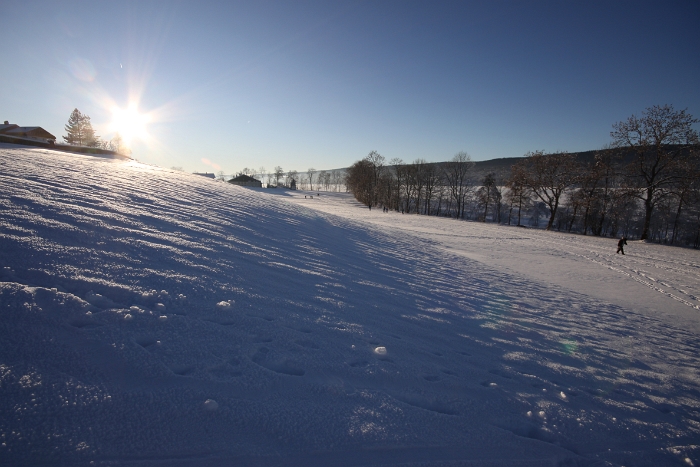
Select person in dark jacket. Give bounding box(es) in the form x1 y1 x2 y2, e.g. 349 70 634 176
616 237 627 255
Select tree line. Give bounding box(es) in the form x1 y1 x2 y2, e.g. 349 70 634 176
63 108 129 154
345 105 700 246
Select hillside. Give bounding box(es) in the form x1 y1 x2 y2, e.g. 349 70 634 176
1 144 699 466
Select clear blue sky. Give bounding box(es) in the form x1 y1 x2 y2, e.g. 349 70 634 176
2 0 699 174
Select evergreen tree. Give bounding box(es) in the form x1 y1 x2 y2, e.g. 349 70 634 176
82 114 98 147
63 109 85 145
63 108 99 146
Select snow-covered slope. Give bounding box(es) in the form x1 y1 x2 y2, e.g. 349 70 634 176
1 145 699 466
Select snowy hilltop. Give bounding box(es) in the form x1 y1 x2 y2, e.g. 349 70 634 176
1 144 699 466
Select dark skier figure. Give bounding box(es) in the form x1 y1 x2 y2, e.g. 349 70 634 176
616 236 627 255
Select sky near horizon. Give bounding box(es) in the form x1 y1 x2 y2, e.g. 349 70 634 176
2 0 699 174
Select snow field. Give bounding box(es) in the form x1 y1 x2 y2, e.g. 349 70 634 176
1 145 699 466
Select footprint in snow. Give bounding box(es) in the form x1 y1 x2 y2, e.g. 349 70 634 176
251 347 305 376
295 339 320 349
209 364 242 380
170 364 195 376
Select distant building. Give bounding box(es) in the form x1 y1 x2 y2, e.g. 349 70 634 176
193 172 216 179
228 174 262 187
0 121 56 144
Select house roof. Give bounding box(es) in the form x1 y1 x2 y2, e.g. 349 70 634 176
0 124 19 133
7 127 56 139
229 174 261 183
0 124 56 140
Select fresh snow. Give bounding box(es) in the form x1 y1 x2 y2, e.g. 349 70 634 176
1 144 699 466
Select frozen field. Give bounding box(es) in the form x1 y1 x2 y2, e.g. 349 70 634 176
1 145 699 466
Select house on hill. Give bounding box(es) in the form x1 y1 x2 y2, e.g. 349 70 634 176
0 121 56 144
228 174 262 187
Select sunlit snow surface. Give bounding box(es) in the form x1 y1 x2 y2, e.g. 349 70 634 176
1 145 699 466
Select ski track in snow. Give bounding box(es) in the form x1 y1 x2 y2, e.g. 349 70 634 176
1 145 700 466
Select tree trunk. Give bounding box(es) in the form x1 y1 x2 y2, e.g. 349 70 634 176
546 203 557 230
641 188 655 240
671 196 685 244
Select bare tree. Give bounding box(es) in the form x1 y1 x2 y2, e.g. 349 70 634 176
317 170 328 190
389 158 404 211
331 170 343 192
505 164 530 226
444 151 474 219
307 168 316 191
611 104 699 240
422 162 441 215
518 150 578 230
273 166 284 187
479 173 496 221
669 153 700 243
366 151 385 207
346 159 374 206
287 170 299 188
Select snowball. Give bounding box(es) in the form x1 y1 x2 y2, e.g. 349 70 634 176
560 391 567 399
374 346 387 355
203 399 218 412
216 301 232 308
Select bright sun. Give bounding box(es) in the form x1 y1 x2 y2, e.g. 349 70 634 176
110 103 150 146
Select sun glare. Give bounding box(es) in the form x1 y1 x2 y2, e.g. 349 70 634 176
110 103 151 145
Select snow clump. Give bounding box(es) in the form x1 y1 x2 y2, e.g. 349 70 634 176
202 399 219 412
